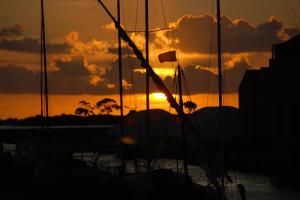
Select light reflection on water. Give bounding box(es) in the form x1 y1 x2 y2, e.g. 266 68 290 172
74 153 300 200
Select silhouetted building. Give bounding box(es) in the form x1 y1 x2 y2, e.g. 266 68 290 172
238 34 300 174
239 34 300 139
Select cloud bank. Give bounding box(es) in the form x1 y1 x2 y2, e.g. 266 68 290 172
0 14 299 95
160 15 300 53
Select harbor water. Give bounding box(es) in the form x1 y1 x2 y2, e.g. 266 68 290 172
74 153 300 200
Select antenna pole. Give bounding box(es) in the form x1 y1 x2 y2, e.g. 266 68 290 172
145 0 151 172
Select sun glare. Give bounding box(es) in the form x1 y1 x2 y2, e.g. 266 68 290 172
152 92 167 100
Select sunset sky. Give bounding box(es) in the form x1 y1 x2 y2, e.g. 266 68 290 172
0 0 299 119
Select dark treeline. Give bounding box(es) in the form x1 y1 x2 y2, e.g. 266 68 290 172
0 114 121 126
0 97 198 126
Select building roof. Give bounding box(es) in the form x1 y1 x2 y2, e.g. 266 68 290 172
273 34 300 59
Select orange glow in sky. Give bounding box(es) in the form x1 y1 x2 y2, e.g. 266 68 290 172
1 0 296 120
0 93 239 120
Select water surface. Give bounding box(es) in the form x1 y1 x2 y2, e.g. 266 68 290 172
74 153 300 200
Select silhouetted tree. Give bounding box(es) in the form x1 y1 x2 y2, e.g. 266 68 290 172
183 101 197 113
75 100 94 116
75 107 90 117
79 100 91 107
95 98 120 115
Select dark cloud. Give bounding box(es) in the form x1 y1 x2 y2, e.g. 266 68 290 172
0 37 71 54
0 24 71 54
222 16 283 52
0 57 112 94
165 15 292 53
161 59 251 94
48 57 101 94
175 65 218 94
167 15 215 53
223 59 252 93
0 55 251 94
0 65 40 93
100 56 144 92
103 56 251 94
0 24 24 38
256 17 283 35
107 46 133 55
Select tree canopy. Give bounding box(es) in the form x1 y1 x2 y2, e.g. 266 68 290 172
183 101 197 113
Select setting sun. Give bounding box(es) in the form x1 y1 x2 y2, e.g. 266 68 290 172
151 92 167 101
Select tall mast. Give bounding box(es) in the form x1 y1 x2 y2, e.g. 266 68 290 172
145 0 151 172
41 0 49 120
217 0 225 197
217 1 223 108
177 65 188 177
40 8 43 118
117 0 123 126
117 0 125 171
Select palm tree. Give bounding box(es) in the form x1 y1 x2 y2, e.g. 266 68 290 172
183 101 197 113
95 98 120 115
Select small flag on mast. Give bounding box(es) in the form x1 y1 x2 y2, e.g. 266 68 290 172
158 51 177 63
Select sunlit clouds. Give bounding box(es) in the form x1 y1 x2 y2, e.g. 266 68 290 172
1 12 299 96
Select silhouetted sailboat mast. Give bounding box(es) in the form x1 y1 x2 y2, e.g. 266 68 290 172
97 0 223 193
40 0 49 123
117 0 124 138
116 0 126 171
216 0 225 197
145 0 151 172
